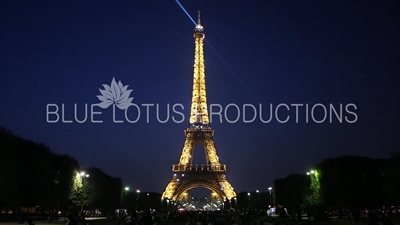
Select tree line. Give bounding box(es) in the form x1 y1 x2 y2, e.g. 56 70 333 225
273 153 400 211
0 126 123 216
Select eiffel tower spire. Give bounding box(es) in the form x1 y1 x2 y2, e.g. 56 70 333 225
190 10 208 124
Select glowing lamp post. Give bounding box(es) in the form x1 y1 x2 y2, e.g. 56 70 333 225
247 192 251 208
307 170 315 176
136 190 140 209
79 172 89 213
256 190 260 209
80 172 89 178
124 187 129 209
268 187 273 205
146 193 150 209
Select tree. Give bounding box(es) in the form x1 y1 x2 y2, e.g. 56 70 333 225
0 126 123 216
69 171 95 212
82 167 123 214
318 156 386 209
274 173 309 216
52 154 80 211
385 152 400 205
305 170 322 206
0 127 21 208
0 127 54 209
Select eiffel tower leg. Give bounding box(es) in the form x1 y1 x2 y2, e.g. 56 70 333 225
204 139 236 200
162 135 195 200
204 139 220 165
178 134 195 166
162 175 179 200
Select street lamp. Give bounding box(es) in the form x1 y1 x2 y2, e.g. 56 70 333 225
79 172 89 213
80 172 90 180
307 170 317 182
124 187 129 209
247 193 251 208
80 172 89 178
147 193 149 209
136 190 140 209
268 187 273 205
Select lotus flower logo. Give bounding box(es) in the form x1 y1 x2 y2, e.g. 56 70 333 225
97 78 134 110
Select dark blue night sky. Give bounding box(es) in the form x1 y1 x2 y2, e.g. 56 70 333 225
0 0 399 195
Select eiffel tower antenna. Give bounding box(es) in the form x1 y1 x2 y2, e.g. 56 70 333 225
162 12 236 204
197 10 201 25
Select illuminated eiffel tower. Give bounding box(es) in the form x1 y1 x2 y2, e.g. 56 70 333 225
162 11 236 203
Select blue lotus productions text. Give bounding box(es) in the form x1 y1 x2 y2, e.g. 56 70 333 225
46 103 357 124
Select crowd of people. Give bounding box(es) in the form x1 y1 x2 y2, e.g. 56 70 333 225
64 208 398 225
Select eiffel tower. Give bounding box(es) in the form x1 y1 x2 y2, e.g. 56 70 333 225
162 11 236 203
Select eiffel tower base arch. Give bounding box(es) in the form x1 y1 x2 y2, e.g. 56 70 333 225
162 163 236 202
167 172 227 202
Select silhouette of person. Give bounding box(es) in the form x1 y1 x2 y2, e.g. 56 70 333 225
67 215 77 225
367 212 379 225
382 213 394 225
